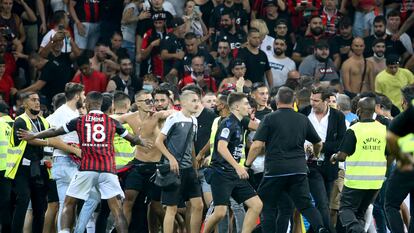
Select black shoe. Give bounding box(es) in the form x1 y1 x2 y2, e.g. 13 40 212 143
318 227 330 233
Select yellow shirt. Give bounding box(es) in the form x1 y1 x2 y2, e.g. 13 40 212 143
375 68 414 111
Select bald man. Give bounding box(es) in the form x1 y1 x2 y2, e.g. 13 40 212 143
341 38 375 97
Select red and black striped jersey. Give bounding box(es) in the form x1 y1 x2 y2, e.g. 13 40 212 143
74 0 101 23
64 110 127 173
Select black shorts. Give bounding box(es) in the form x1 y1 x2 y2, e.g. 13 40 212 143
211 170 257 206
47 179 59 203
124 159 157 193
161 167 202 206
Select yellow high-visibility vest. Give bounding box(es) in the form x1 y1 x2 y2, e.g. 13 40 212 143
5 113 50 179
344 121 387 190
0 117 12 171
398 133 414 154
114 123 135 169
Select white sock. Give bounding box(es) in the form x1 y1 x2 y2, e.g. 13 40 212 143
58 229 70 233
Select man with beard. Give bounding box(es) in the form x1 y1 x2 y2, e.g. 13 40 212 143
292 15 327 64
237 28 273 86
154 88 173 111
209 0 248 34
367 39 387 77
46 83 98 232
106 57 143 101
212 10 247 52
215 39 233 84
113 90 175 230
329 17 354 70
299 40 339 83
364 16 409 62
273 19 294 57
341 38 375 98
267 37 296 87
140 12 169 79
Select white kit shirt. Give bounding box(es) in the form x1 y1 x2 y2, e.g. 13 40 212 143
46 104 79 157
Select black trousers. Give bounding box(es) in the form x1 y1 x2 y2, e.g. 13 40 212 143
0 170 12 232
308 165 334 232
258 174 324 233
385 169 414 233
339 187 379 233
11 165 48 233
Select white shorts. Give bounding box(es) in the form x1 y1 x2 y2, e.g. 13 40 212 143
66 171 124 200
74 22 100 50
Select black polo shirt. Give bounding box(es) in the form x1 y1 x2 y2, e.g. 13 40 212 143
211 114 249 175
254 108 321 176
160 33 185 76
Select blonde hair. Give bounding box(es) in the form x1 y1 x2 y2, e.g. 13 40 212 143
250 19 269 38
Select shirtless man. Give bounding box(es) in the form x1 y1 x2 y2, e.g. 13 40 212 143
366 38 386 77
114 90 174 226
218 59 252 93
341 37 375 97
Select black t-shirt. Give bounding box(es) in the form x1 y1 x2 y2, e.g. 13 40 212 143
364 35 407 58
237 47 270 83
13 117 46 161
195 108 217 155
213 29 247 51
100 0 123 23
255 107 272 121
254 108 321 176
136 9 173 36
160 33 185 76
389 105 414 137
198 0 214 28
211 114 249 175
40 57 73 105
293 35 324 57
330 35 353 64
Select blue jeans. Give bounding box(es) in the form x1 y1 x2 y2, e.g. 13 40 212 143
52 157 99 232
122 40 136 63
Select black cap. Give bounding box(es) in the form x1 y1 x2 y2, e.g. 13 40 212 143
386 54 400 65
171 17 184 28
231 58 246 69
275 19 288 27
152 11 168 21
263 0 277 7
315 40 329 49
0 101 9 114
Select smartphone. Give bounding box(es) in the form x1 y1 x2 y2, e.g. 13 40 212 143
194 5 201 15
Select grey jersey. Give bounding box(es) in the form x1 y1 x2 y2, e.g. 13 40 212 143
161 111 197 169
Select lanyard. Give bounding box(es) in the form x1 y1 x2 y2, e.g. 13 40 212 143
28 117 42 133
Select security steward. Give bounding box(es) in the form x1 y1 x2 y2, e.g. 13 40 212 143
384 85 414 233
246 87 328 233
5 92 52 233
0 101 13 232
330 97 387 233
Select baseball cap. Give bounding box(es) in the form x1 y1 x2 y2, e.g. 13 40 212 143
315 40 329 49
263 0 277 7
275 19 288 27
170 17 184 28
386 54 400 65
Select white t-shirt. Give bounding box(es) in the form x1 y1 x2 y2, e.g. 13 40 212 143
40 29 72 53
46 104 79 157
121 3 140 43
260 35 275 57
267 55 296 87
